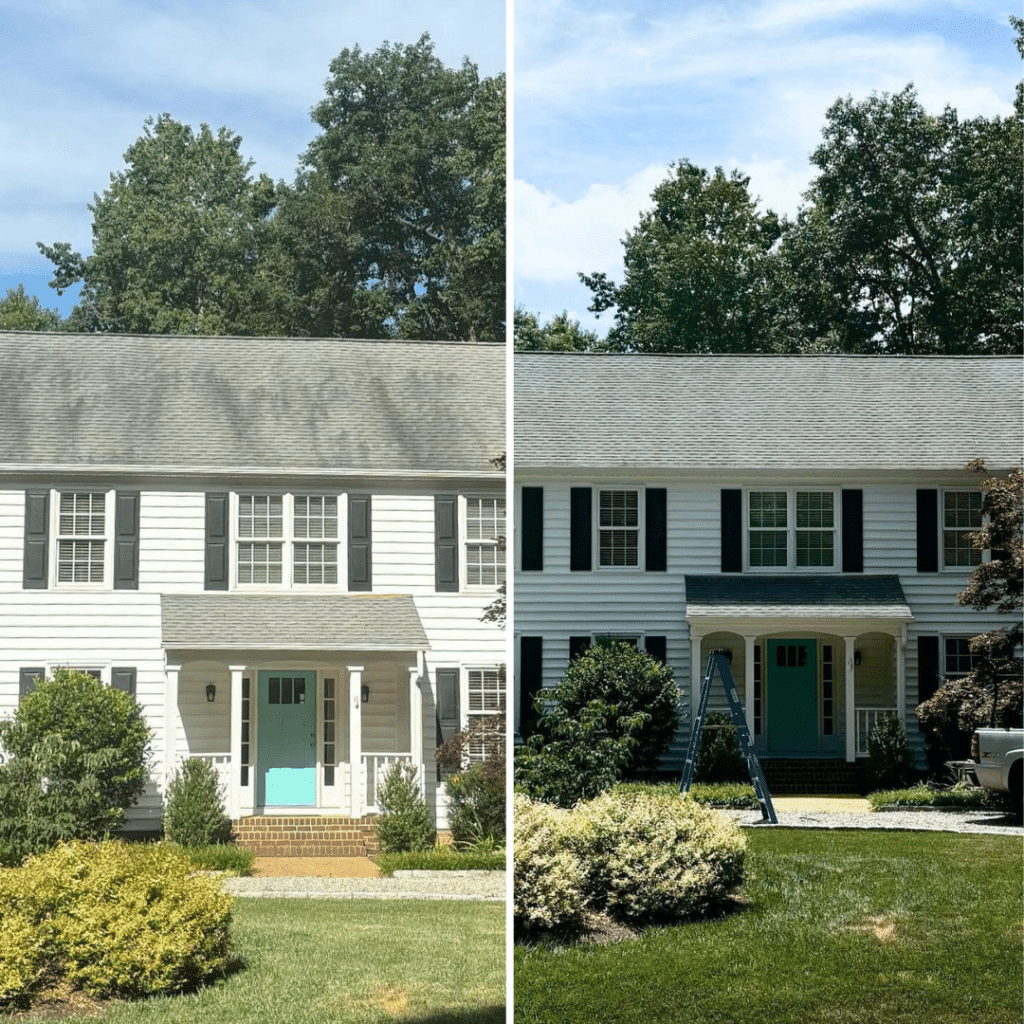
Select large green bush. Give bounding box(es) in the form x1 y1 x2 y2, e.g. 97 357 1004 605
163 758 232 847
446 763 505 848
0 840 234 1008
0 670 151 867
694 712 748 783
515 639 681 807
375 761 435 853
863 713 916 792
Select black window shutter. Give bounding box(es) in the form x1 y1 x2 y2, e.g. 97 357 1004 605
841 490 863 573
645 488 667 572
23 490 49 589
569 635 591 662
111 667 137 697
569 487 592 571
519 636 543 740
916 489 939 573
917 636 940 731
19 667 44 699
205 493 229 591
434 495 459 592
645 635 667 664
348 495 372 591
721 489 743 573
521 487 544 571
114 491 141 589
435 667 460 746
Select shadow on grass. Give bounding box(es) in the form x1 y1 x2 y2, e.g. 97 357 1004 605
388 1006 504 1024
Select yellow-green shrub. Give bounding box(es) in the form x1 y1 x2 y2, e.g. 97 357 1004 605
0 840 234 1006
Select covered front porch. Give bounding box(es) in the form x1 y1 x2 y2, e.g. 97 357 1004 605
685 575 915 763
160 593 432 821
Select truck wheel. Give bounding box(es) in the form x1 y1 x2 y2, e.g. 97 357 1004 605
1009 761 1022 818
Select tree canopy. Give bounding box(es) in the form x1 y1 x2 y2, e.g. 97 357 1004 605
0 285 64 332
37 35 504 341
513 306 602 351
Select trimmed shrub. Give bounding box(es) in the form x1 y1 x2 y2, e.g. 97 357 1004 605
694 713 748 783
163 759 232 847
0 840 234 1007
375 761 435 853
513 794 586 934
446 763 506 848
567 786 746 924
863 713 916 792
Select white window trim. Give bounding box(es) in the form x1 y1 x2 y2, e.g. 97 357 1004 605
232 491 347 591
51 488 114 589
461 494 506 591
465 664 506 763
744 488 841 572
45 664 108 684
941 635 977 679
939 489 989 572
593 485 644 571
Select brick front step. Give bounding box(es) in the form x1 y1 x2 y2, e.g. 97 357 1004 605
231 815 380 857
760 759 860 795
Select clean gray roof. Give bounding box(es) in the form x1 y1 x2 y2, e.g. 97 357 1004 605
0 333 504 476
161 594 429 650
515 353 1022 472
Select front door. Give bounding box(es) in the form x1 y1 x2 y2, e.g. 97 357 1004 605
766 640 818 755
257 670 317 806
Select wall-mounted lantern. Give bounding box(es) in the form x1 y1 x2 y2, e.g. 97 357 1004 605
361 684 371 704
206 683 217 703
854 651 862 667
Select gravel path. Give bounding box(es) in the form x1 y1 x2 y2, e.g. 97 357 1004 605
725 806 1023 835
222 869 506 901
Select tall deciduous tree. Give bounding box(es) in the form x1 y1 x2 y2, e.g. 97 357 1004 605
513 307 602 351
39 114 277 335
278 35 505 341
0 285 63 332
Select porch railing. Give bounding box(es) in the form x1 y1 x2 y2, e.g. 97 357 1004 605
855 708 898 756
363 753 416 811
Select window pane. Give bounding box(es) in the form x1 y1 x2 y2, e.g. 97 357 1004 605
600 490 638 528
749 530 787 566
796 530 834 566
294 543 338 584
239 495 282 538
58 539 104 583
749 492 786 528
599 529 638 566
467 497 505 540
944 491 982 529
468 669 505 712
295 495 337 540
796 492 833 529
238 542 282 584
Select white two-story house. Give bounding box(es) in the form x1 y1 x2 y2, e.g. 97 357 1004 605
513 353 1021 789
0 333 505 837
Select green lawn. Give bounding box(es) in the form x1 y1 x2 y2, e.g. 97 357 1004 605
515 829 1023 1024
64 899 504 1024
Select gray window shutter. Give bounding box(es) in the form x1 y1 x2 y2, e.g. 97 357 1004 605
916 489 939 573
917 636 940 731
111 667 137 697
521 487 544 571
569 635 591 662
19 667 44 699
646 488 667 571
569 488 592 571
435 667 461 746
114 491 141 589
434 495 458 592
645 635 667 664
721 489 743 573
841 489 864 574
348 495 372 591
519 636 543 741
23 490 49 589
205 493 229 590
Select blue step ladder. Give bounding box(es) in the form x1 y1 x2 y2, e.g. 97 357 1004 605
679 651 778 824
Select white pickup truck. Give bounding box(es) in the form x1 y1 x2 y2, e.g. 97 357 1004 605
971 727 1023 808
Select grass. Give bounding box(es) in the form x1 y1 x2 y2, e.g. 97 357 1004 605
866 783 1008 811
515 829 1023 1024
49 899 504 1023
174 844 256 875
376 847 506 875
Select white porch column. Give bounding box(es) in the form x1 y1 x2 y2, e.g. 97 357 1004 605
228 665 245 819
689 629 705 728
896 626 907 724
408 666 424 787
743 635 757 733
347 666 364 819
163 662 180 794
844 636 857 763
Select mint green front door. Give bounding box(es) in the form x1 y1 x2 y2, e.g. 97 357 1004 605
257 671 317 806
766 640 819 755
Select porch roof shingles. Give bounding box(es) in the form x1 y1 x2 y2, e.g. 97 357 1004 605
514 353 1021 472
684 574 913 620
160 594 430 651
0 333 504 476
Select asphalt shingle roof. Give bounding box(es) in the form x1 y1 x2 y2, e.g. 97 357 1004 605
685 574 909 606
0 334 504 476
515 353 1022 472
160 593 429 650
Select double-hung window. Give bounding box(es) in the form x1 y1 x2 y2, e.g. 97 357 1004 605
236 494 338 587
57 491 107 584
942 491 983 568
466 497 505 587
747 490 837 569
598 488 640 567
467 667 505 762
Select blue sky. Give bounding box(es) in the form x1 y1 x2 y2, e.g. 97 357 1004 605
0 0 505 317
513 0 1021 333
